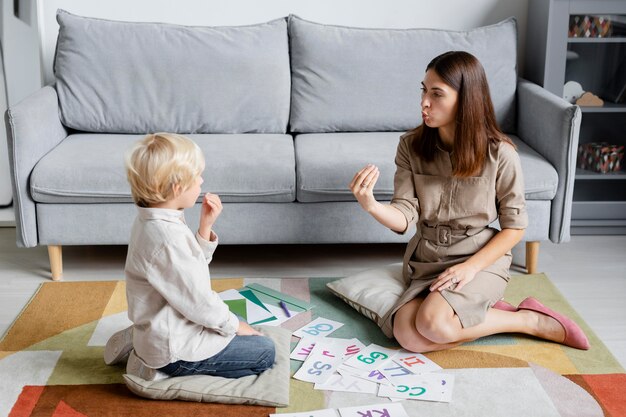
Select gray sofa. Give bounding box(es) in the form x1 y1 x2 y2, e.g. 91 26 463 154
5 11 581 280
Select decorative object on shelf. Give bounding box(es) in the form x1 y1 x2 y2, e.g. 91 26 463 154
568 15 612 38
563 80 584 103
601 57 626 104
577 142 624 174
563 81 604 106
576 92 604 106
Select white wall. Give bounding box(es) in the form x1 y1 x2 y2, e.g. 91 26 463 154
37 0 529 85
2 0 41 105
1 0 42 207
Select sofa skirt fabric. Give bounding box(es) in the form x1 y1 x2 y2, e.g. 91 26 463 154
36 200 550 246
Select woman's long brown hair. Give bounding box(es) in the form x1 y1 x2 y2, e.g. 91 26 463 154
413 51 514 177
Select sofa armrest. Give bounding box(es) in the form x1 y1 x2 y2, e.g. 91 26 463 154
5 86 68 247
516 78 581 243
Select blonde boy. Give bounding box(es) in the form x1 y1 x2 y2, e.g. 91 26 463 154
104 133 275 380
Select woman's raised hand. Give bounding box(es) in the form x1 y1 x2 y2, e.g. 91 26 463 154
349 164 380 212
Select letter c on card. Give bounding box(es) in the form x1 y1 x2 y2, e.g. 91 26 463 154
409 386 426 396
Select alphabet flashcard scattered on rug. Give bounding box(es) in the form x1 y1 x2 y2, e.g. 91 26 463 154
337 364 391 386
392 350 442 374
330 337 366 358
292 317 345 339
377 372 455 403
290 337 317 361
293 339 345 384
377 362 414 384
342 343 398 371
290 322 455 402
337 402 409 417
291 337 365 361
314 372 378 394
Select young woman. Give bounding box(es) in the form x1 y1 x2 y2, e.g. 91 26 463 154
350 51 589 352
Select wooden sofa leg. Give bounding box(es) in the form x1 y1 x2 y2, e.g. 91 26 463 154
48 245 63 281
525 241 539 275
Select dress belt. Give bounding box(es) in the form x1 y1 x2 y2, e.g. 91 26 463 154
420 223 484 247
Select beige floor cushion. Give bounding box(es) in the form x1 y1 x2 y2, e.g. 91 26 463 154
326 263 407 328
123 325 291 406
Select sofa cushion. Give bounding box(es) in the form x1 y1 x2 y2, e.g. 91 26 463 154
295 133 400 203
54 10 290 134
510 135 558 200
294 133 557 203
31 134 295 203
288 15 517 133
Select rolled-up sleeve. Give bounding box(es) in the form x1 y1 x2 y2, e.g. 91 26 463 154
496 143 528 229
390 134 420 234
196 231 218 263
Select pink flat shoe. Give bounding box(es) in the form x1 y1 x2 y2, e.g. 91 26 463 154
492 300 518 312
518 297 590 350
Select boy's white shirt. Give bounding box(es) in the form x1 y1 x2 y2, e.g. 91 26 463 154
125 206 239 369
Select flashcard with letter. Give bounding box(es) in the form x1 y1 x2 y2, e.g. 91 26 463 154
293 317 344 339
290 337 317 361
293 339 344 384
342 343 397 371
314 372 378 394
378 363 414 384
392 350 442 374
337 365 391 386
337 402 409 417
377 372 455 402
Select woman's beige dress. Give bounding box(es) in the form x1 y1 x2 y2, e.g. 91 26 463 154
380 129 528 338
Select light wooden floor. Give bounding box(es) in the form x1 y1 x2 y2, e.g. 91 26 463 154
0 226 624 368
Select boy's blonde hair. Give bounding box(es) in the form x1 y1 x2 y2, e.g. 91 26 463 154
125 133 204 207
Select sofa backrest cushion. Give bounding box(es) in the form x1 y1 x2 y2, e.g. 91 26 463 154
54 10 291 134
288 15 517 133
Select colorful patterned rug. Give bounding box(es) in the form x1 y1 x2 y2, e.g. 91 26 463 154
0 274 624 417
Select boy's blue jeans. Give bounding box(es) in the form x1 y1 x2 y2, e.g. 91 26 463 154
158 335 275 379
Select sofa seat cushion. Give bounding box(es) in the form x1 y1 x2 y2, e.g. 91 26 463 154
31 134 295 203
295 133 400 202
295 132 557 203
510 135 558 200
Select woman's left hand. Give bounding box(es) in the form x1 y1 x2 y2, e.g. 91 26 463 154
430 262 480 292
